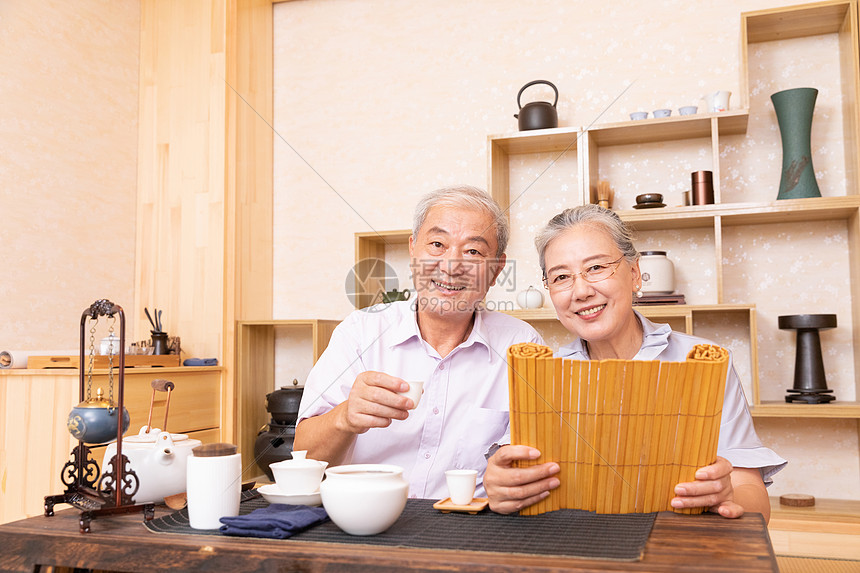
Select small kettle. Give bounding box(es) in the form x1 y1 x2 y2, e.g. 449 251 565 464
515 80 559 131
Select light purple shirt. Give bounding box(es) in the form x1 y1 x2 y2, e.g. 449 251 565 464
297 300 543 499
557 311 787 485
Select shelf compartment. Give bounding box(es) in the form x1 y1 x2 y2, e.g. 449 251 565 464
488 126 581 155
751 401 860 418
354 230 412 309
744 1 852 43
236 319 339 478
587 110 749 146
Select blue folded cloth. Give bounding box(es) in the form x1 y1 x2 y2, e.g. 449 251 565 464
183 357 218 366
219 504 328 539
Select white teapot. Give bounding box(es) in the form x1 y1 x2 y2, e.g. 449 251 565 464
102 426 201 503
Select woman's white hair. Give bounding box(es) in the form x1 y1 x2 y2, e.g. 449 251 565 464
412 185 509 257
534 204 639 274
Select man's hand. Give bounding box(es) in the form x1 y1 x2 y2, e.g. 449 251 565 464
336 371 413 435
671 456 744 518
484 445 560 514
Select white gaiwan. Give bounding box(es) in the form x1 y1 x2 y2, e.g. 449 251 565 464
269 450 328 495
320 464 408 536
516 285 544 309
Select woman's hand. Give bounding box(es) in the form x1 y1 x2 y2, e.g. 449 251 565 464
484 445 560 514
671 456 743 517
671 457 769 521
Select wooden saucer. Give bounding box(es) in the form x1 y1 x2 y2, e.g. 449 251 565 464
433 497 489 514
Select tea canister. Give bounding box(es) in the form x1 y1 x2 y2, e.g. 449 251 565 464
639 251 675 294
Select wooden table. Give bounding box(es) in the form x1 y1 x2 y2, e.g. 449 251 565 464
0 505 778 572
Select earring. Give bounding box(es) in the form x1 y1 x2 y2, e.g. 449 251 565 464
635 286 644 299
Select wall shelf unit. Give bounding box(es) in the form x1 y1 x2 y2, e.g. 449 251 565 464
236 319 339 478
345 6 860 534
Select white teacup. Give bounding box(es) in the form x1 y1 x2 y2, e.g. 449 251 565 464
653 108 671 118
269 450 328 495
399 381 424 409
445 469 478 505
679 105 698 116
629 111 648 120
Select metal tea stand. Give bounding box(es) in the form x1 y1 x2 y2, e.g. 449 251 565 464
44 299 155 532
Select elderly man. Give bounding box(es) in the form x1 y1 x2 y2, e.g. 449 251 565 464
295 185 542 499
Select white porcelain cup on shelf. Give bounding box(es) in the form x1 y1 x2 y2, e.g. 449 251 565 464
186 446 241 530
445 469 478 505
399 381 424 409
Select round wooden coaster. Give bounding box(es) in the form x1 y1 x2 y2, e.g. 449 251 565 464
779 493 815 507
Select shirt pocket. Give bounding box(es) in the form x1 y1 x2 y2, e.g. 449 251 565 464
453 406 509 474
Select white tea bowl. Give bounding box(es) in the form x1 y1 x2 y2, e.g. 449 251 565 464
269 450 328 495
320 464 408 536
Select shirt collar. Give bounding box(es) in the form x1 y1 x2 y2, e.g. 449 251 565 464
386 301 493 362
556 310 672 360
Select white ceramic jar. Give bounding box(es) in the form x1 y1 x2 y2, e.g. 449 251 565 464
320 464 408 536
186 446 241 530
516 286 544 309
639 251 675 294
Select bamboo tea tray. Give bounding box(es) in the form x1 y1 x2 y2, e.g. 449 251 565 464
27 355 181 369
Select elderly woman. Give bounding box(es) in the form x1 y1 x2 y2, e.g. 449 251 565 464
485 205 785 520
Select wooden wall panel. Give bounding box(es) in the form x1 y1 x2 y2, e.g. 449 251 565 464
136 0 273 448
135 0 228 361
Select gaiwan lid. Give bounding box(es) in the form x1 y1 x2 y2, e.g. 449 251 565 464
270 450 322 469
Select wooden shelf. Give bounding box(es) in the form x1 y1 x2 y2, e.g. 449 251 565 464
768 496 860 559
487 110 750 155
618 195 860 231
751 401 860 419
588 110 749 146
487 125 581 155
504 304 755 322
745 1 852 43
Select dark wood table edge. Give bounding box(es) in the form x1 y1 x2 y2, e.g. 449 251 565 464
0 506 779 573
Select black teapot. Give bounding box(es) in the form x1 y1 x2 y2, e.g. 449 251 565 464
265 380 303 425
254 422 297 481
514 80 559 131
255 380 304 479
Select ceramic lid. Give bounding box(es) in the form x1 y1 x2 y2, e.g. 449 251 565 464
270 450 323 468
123 427 189 443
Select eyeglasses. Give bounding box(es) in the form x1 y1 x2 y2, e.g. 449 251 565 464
542 255 625 292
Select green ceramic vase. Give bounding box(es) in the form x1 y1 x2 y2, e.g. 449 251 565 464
772 87 821 200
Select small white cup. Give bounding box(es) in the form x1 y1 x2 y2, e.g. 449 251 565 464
445 469 477 505
399 381 424 409
629 111 648 120
653 108 671 118
679 105 698 116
